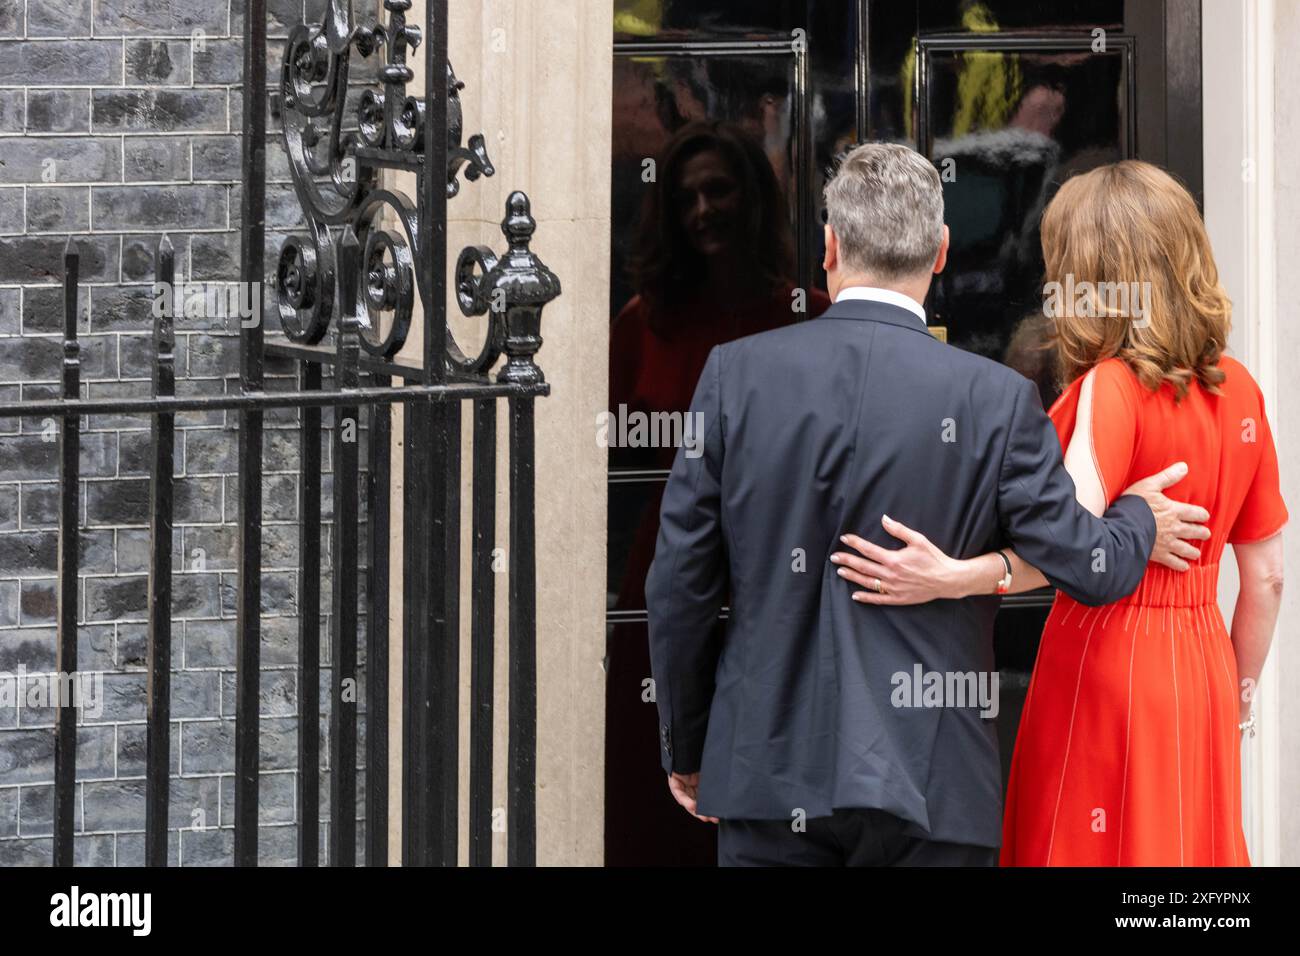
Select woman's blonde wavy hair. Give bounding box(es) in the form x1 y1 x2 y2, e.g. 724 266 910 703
1041 160 1232 402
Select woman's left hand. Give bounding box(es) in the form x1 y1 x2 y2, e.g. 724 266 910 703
830 514 963 605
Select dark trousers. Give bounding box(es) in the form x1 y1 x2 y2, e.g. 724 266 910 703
718 808 998 867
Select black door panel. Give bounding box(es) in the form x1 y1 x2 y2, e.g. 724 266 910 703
605 0 1201 865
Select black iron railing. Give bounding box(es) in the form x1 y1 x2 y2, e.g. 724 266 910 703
0 0 559 867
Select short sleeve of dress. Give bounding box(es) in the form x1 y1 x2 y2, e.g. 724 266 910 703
1228 391 1289 543
1050 358 1142 506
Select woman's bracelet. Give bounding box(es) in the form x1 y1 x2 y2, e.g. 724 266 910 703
1239 711 1257 737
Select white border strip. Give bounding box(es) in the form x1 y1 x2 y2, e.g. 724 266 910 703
1203 0 1281 866
1242 0 1282 869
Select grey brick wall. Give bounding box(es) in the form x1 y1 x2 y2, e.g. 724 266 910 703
0 0 367 865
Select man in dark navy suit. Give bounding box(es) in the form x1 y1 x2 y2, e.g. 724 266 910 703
645 142 1210 866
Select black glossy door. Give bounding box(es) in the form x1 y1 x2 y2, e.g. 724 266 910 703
605 0 1201 866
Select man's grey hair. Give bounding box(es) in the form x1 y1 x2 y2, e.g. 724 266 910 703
823 142 945 280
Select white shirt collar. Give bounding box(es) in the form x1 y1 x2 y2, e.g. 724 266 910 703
833 286 927 326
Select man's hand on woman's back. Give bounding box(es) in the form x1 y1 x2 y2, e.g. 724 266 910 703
1121 461 1212 571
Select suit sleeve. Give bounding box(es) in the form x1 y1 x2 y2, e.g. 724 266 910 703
646 346 728 775
998 375 1156 606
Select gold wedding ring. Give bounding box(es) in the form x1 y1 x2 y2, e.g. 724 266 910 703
873 577 886 594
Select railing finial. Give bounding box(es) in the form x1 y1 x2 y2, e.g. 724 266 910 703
493 192 560 387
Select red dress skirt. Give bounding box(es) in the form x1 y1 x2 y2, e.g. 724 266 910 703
1000 356 1288 866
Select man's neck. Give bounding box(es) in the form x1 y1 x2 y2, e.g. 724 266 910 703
830 274 929 309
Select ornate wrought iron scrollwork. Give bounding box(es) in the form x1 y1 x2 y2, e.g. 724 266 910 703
275 0 556 374
446 64 494 196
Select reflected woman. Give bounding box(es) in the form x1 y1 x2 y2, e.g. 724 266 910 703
606 120 829 865
610 121 830 606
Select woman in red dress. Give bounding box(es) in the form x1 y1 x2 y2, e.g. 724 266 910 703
833 160 1287 865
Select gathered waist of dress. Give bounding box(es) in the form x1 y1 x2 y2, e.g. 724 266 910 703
1113 561 1221 607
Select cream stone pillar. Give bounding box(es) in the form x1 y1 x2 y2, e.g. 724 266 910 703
385 0 611 865
1266 0 1300 868
1203 0 1297 866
